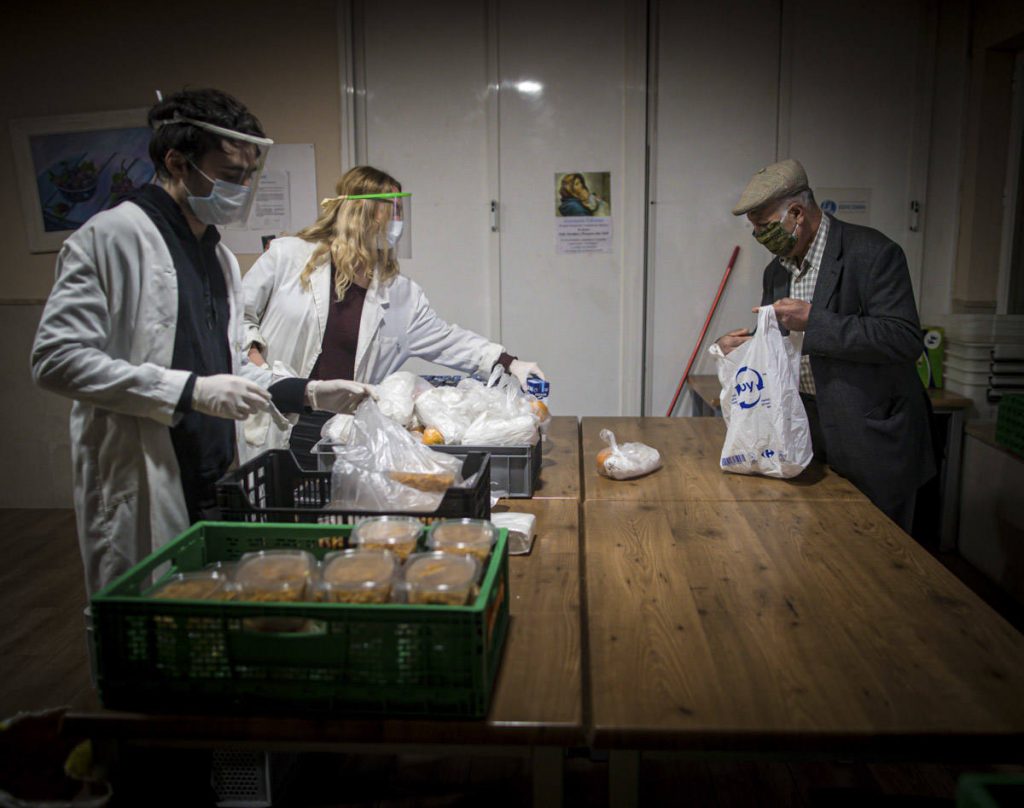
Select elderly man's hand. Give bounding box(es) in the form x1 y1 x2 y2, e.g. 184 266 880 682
715 328 753 356
754 298 811 331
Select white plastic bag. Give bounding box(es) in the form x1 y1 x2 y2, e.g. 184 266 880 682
707 305 812 478
329 399 465 512
596 429 662 480
412 368 542 446
375 371 431 429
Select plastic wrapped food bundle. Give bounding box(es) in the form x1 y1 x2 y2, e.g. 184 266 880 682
426 519 498 563
319 549 397 603
374 371 431 429
329 399 464 513
595 428 662 480
351 516 423 560
400 552 480 605
411 368 542 447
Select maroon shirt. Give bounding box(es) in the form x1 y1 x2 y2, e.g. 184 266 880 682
310 265 366 381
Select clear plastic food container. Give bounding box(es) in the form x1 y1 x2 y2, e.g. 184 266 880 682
320 549 397 603
235 549 316 602
151 569 231 601
426 519 498 564
351 516 423 561
400 551 480 606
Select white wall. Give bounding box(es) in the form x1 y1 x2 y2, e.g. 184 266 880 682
356 0 646 417
646 0 935 416
646 0 780 417
361 0 496 359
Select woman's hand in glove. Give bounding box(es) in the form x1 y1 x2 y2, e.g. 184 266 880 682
193 375 271 420
508 359 546 390
306 380 379 413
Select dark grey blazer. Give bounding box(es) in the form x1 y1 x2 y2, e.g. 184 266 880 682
760 215 936 514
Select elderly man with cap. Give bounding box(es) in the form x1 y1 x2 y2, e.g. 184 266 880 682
715 158 935 532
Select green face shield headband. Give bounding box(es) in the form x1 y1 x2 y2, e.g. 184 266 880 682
320 191 412 260
753 215 799 257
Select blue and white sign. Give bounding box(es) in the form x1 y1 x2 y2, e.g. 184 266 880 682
816 187 871 227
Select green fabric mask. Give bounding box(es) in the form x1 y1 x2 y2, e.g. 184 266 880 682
754 218 797 256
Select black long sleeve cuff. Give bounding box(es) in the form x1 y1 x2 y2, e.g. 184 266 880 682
494 352 517 373
176 373 198 414
269 377 309 414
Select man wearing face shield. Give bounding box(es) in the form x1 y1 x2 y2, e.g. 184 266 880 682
31 89 374 595
714 158 935 532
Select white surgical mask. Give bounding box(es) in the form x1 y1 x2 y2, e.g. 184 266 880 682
186 161 252 226
386 220 404 246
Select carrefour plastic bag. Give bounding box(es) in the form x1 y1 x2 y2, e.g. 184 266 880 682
707 305 812 478
596 429 662 480
329 398 466 512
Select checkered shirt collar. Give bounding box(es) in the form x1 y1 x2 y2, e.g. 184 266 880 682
780 214 829 279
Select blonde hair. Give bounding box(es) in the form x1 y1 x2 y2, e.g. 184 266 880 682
296 166 402 299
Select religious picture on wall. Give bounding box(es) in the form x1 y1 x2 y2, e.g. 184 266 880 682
556 172 611 217
10 108 155 253
555 171 612 254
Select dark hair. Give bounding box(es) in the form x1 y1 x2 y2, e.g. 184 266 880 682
147 88 266 178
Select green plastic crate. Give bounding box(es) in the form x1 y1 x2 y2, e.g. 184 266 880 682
91 521 509 718
957 774 1024 808
996 395 1024 457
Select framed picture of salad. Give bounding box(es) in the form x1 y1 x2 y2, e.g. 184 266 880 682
10 108 155 252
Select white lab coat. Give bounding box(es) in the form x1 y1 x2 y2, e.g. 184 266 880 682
32 201 272 596
241 236 504 451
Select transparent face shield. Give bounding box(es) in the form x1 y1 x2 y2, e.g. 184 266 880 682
155 115 274 224
346 191 413 259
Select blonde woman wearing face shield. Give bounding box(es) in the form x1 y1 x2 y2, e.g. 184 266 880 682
242 165 546 466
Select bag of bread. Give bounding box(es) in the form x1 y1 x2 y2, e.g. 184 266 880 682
596 428 662 480
328 398 466 512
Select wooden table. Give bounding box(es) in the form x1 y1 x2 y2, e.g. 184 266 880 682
686 375 974 550
585 498 1024 803
531 416 580 499
64 499 583 805
581 416 866 503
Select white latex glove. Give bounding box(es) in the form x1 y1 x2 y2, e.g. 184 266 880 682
508 359 546 391
306 380 379 413
192 374 272 420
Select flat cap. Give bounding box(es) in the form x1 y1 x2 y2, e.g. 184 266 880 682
732 158 809 216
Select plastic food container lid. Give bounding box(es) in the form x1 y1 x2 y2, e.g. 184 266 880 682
322 549 397 590
427 519 498 557
236 550 315 594
352 516 423 552
151 569 228 600
402 551 480 602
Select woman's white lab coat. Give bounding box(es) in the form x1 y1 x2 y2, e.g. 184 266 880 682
32 202 271 596
241 236 504 451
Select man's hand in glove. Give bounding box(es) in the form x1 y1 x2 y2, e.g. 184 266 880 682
508 359 546 391
306 379 379 413
192 375 271 420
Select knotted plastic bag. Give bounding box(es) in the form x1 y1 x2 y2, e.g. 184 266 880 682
707 305 812 478
596 428 662 480
329 398 465 512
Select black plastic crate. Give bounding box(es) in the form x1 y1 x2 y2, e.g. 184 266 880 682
217 450 490 524
432 440 542 498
